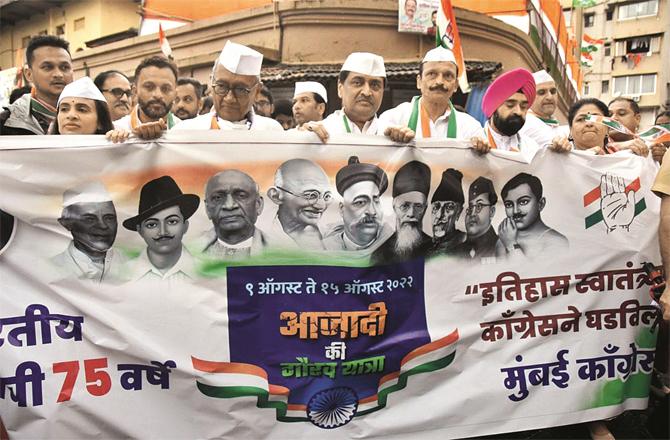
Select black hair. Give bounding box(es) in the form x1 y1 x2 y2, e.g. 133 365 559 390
655 111 670 124
312 92 326 106
608 97 640 115
272 99 293 117
258 85 273 104
51 100 114 135
567 98 609 127
26 35 70 67
338 70 386 88
93 70 130 90
177 78 203 99
502 173 543 201
9 86 32 104
133 56 178 83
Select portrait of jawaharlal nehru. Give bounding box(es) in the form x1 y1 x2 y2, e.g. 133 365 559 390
322 156 393 255
371 160 432 265
52 181 127 283
495 172 568 259
123 176 200 281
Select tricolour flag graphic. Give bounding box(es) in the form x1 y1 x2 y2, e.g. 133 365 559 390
584 114 635 136
582 33 604 53
638 124 670 144
158 23 172 58
192 329 459 423
583 177 646 229
436 0 469 93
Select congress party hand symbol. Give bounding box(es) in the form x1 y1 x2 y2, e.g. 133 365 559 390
600 174 635 232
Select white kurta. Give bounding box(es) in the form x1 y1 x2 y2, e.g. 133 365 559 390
321 109 380 135
484 121 540 161
518 113 555 148
172 110 283 131
113 107 181 131
377 100 484 140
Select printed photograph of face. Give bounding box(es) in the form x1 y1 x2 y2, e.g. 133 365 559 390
432 200 462 238
465 192 495 238
341 180 384 246
59 201 118 256
138 205 189 256
503 183 544 230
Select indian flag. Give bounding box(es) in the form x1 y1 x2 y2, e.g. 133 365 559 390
192 329 459 422
436 0 469 93
639 124 670 144
584 114 635 135
582 34 604 53
158 23 172 58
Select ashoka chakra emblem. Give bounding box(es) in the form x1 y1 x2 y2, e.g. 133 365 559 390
307 386 358 429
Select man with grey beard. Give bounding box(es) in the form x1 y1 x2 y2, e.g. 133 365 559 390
430 168 466 255
371 160 432 265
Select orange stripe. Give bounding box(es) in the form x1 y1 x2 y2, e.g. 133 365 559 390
379 371 400 386
420 99 431 138
287 404 307 411
268 384 290 396
401 329 459 366
583 177 641 207
359 394 379 404
191 356 268 379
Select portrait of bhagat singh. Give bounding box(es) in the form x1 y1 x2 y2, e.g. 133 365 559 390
495 172 568 259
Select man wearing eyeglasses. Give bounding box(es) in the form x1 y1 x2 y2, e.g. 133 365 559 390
429 168 466 255
94 70 132 121
495 172 567 259
174 41 282 131
202 169 269 259
454 176 498 263
267 159 332 249
371 161 432 265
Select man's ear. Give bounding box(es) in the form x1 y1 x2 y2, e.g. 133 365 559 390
539 197 546 212
267 187 282 205
183 220 190 236
57 217 71 230
337 80 343 99
317 103 326 118
24 64 33 84
339 201 344 216
416 73 422 90
256 195 264 216
490 206 496 218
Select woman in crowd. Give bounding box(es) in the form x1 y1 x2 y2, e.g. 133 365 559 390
49 76 116 135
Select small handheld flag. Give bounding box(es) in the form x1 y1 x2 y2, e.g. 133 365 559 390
435 0 469 93
159 23 172 58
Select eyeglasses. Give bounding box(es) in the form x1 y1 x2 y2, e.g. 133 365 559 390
465 203 491 215
277 186 333 204
211 82 256 98
432 202 459 214
101 88 132 99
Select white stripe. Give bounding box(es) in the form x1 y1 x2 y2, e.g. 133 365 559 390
197 371 269 390
401 344 457 372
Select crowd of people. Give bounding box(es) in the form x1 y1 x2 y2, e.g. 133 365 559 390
0 33 669 439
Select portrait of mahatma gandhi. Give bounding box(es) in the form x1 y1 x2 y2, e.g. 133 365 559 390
203 169 268 259
267 159 332 249
323 156 392 254
454 176 499 261
123 176 200 281
51 181 127 283
496 172 568 259
372 160 432 265
430 168 466 255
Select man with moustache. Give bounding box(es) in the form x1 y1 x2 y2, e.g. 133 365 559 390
323 156 393 255
300 52 386 141
454 177 498 263
495 173 567 259
480 68 540 160
292 81 328 126
371 161 432 265
51 181 127 283
172 78 203 121
430 169 466 255
379 47 483 143
174 41 282 131
112 56 180 139
94 70 132 121
606 97 651 158
267 159 333 249
124 176 200 281
519 70 568 147
1 35 73 135
202 170 270 259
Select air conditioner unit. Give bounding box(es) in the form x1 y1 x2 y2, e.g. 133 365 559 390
631 95 641 102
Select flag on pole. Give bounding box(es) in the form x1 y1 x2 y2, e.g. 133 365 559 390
580 51 593 67
435 0 469 93
158 23 172 58
581 34 604 53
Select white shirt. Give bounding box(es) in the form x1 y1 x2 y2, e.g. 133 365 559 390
484 120 540 161
172 110 283 131
113 107 181 131
518 113 555 148
321 109 380 135
129 246 198 283
378 100 484 140
51 241 128 283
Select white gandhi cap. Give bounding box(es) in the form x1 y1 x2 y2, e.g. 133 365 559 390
532 70 554 85
62 181 113 207
422 46 457 65
293 81 328 103
57 77 107 107
216 40 263 76
341 52 386 78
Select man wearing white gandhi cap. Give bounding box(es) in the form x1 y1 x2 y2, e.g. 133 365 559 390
51 181 127 283
174 41 282 131
300 52 386 141
519 69 569 147
378 46 484 143
292 81 328 126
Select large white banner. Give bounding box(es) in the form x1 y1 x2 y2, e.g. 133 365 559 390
0 132 662 438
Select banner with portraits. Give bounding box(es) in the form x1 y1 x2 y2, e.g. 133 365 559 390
0 132 662 439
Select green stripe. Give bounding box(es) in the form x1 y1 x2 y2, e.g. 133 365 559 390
634 199 646 216
585 210 603 229
195 349 457 422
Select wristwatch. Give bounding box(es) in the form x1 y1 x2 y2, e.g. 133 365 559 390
506 243 521 253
